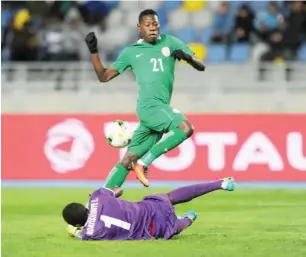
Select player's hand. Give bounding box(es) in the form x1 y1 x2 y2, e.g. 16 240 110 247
171 50 192 62
67 225 81 237
85 32 98 54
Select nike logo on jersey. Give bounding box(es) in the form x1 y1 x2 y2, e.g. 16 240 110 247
136 54 143 58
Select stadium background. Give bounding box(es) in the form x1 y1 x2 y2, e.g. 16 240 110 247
2 2 306 257
2 0 306 188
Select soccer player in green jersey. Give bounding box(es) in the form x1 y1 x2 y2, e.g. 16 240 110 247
85 9 205 188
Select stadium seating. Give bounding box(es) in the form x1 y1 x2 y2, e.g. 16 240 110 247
105 1 120 9
229 44 251 63
119 1 139 11
181 0 207 12
156 9 168 28
140 1 162 11
297 44 306 62
228 1 247 14
106 8 123 27
189 9 213 29
162 1 182 12
199 27 213 44
1 9 13 29
205 44 227 63
207 1 222 11
1 0 306 63
125 10 140 28
250 1 269 11
188 43 206 61
168 9 191 30
161 26 175 36
175 27 198 43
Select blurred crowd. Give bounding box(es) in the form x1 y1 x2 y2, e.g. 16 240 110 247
1 1 306 63
1 1 113 62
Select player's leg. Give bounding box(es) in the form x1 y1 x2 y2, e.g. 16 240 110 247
104 124 161 188
167 178 236 205
173 211 198 236
168 178 236 237
133 106 193 175
153 180 234 239
103 161 132 189
143 194 198 239
174 218 192 235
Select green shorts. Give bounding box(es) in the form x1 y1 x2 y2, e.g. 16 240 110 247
127 104 186 157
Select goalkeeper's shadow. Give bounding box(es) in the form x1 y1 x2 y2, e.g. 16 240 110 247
172 233 208 241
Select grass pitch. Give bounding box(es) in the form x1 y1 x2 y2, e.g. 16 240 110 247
2 188 306 257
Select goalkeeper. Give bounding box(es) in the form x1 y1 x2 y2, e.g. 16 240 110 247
63 178 235 241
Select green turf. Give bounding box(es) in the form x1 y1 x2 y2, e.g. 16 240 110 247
2 188 306 257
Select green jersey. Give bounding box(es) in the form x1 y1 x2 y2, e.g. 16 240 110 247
111 34 194 109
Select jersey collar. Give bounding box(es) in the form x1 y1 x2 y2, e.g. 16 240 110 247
137 35 161 43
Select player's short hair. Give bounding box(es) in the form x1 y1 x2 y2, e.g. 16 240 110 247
138 9 158 23
62 203 88 227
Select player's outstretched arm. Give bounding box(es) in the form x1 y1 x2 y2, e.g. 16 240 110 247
90 53 119 82
85 32 119 82
171 50 205 72
188 55 205 72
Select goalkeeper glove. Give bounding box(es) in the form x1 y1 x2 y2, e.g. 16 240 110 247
67 225 82 237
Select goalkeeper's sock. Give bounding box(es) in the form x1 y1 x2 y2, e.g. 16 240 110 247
104 163 129 188
169 181 223 205
138 128 187 167
175 217 193 235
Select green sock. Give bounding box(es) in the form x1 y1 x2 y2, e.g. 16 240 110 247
104 163 129 188
140 128 187 167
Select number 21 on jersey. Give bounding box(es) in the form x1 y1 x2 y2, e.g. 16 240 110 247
101 215 131 231
150 58 164 72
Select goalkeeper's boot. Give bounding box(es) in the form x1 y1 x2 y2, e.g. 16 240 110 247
178 210 198 223
221 177 236 191
131 162 149 187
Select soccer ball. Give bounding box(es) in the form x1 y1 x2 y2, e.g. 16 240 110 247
104 120 133 148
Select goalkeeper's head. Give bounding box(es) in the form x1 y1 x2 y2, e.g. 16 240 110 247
62 202 88 227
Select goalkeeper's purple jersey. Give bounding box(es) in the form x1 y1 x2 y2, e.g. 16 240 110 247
82 188 170 240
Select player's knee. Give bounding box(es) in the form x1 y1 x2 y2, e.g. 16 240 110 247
121 152 139 170
166 192 174 205
179 120 194 138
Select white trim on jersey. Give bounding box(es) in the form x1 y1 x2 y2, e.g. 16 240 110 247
102 187 115 196
137 35 161 43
